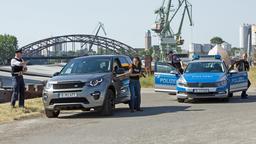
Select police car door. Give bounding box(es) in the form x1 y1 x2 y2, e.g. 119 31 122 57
154 62 180 94
228 61 248 92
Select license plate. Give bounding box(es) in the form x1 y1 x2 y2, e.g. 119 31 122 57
59 92 78 98
194 89 209 93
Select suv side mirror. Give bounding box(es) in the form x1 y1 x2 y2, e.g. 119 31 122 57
115 68 125 74
53 72 60 77
229 70 238 74
170 70 179 75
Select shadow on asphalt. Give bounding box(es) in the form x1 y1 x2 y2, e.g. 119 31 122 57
58 106 191 119
186 95 256 104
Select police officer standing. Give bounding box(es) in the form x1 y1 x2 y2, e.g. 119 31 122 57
167 50 183 74
240 53 251 99
234 53 251 99
10 49 28 108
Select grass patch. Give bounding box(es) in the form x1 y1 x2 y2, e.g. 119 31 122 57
249 67 256 87
0 98 44 123
140 75 154 88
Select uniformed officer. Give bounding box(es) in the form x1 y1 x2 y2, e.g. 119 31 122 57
235 53 251 99
167 50 183 74
10 49 28 108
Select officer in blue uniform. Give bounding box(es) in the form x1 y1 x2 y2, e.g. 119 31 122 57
167 50 184 74
236 53 251 99
10 49 27 108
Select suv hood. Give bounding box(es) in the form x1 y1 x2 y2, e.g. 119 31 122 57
48 73 111 83
183 73 225 83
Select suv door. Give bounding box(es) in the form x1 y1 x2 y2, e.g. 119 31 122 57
228 61 248 92
112 57 131 103
154 61 180 94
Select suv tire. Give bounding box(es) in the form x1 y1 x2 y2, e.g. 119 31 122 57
45 109 60 118
100 89 115 116
177 98 185 103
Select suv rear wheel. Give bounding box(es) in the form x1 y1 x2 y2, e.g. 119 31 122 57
45 109 60 118
99 89 115 116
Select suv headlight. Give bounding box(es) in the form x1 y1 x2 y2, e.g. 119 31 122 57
216 77 227 87
89 78 103 87
177 76 187 87
45 82 53 89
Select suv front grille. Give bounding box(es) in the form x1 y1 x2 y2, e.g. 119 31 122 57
187 83 216 88
53 82 85 89
49 98 89 105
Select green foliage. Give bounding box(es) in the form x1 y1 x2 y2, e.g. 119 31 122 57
249 67 256 87
231 47 241 56
0 34 18 64
210 37 224 45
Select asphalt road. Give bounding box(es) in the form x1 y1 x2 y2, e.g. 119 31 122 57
1 90 256 144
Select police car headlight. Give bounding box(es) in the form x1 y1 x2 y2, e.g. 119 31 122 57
177 77 187 87
89 78 103 87
216 77 227 87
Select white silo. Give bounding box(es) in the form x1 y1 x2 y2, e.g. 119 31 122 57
252 25 256 46
239 24 251 51
251 24 256 64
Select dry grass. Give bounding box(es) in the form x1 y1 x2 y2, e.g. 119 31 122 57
140 75 154 88
0 98 44 123
249 67 256 87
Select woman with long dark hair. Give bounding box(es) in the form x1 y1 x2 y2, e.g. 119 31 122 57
129 57 143 112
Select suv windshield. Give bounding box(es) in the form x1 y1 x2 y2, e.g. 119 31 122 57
185 62 225 73
60 58 112 75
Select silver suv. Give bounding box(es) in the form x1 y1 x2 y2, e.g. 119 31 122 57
43 55 132 118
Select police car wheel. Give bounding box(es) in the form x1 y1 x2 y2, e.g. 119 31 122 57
45 109 60 118
228 93 233 98
222 98 229 102
177 98 185 103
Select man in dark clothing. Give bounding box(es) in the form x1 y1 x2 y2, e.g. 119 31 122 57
236 53 251 99
167 50 183 74
10 49 28 108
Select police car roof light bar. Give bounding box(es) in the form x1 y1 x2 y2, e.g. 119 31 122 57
192 55 221 61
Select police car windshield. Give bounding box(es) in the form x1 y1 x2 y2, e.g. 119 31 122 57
185 62 225 73
60 58 112 75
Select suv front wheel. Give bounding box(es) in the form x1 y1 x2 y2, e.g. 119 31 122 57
45 109 60 118
99 89 115 116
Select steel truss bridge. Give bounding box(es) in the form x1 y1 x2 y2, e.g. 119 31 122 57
21 34 136 59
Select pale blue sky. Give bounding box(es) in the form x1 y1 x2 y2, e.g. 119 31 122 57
0 0 255 49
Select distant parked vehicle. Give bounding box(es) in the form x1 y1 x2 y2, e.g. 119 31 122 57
43 55 132 118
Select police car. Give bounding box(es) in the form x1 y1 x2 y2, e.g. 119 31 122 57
154 55 249 102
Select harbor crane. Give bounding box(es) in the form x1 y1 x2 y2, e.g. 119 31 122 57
152 0 193 60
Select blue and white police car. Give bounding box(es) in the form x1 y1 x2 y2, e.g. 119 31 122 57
154 55 249 102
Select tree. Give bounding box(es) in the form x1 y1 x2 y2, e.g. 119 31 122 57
231 47 241 56
0 34 18 64
210 37 224 45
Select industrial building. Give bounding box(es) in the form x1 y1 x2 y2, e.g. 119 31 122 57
239 24 256 63
145 30 152 50
222 42 232 54
189 43 213 58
